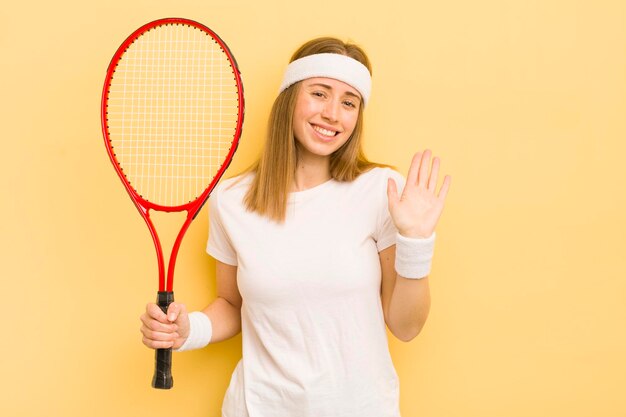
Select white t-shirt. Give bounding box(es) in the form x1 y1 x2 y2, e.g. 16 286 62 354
207 167 405 417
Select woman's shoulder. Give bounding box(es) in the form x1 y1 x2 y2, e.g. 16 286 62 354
355 166 405 186
217 172 253 192
212 172 254 205
335 166 404 200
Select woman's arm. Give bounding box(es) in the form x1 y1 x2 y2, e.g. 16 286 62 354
379 245 431 342
380 150 449 342
201 261 242 343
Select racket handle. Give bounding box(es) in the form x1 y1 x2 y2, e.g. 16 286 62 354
152 291 175 389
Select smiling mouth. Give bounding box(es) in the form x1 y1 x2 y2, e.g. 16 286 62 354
311 124 339 137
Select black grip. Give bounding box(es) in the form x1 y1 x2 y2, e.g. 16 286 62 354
152 291 175 389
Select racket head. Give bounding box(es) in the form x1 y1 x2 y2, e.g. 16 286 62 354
101 18 244 214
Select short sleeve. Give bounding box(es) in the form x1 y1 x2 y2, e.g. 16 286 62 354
206 187 238 266
374 169 405 252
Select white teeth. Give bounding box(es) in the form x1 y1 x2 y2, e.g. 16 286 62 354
313 125 337 137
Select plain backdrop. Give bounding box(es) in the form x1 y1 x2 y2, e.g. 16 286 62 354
1 0 625 416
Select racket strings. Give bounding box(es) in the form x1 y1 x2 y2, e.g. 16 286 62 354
106 23 240 207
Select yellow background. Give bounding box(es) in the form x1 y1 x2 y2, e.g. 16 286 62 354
1 0 625 416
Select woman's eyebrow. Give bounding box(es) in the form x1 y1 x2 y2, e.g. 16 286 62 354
309 82 333 90
308 83 362 101
344 91 361 101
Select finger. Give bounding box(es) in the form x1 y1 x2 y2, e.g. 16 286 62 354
387 178 399 210
141 316 178 333
406 152 422 185
418 149 431 187
437 175 452 201
146 303 168 323
141 326 180 341
142 336 175 350
428 157 440 191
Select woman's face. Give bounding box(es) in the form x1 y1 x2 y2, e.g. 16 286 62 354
292 77 361 160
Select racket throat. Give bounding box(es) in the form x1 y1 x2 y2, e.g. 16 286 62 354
165 212 195 292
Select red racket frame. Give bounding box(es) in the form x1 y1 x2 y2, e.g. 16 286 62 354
100 18 244 389
101 17 244 293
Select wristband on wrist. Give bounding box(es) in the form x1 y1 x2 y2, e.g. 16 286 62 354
394 232 436 279
175 311 213 352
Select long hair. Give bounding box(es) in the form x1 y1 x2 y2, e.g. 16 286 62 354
243 37 387 222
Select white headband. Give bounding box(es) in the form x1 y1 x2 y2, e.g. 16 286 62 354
278 53 372 106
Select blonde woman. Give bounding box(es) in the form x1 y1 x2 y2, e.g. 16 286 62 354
140 37 451 416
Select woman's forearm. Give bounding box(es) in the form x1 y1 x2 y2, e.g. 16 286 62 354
386 275 431 342
202 296 242 343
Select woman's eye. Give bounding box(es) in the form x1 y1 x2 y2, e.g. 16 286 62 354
312 91 325 98
343 101 356 108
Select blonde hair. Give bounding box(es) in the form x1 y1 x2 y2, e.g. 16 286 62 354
243 37 387 222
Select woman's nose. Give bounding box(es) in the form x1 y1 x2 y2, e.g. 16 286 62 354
321 98 339 122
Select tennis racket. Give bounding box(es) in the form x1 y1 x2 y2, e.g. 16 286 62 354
101 18 244 389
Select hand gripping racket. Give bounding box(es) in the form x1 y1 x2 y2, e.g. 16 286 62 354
101 18 244 389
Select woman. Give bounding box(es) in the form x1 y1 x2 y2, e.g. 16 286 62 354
140 37 451 416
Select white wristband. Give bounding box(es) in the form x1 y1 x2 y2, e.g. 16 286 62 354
395 232 436 279
175 311 213 352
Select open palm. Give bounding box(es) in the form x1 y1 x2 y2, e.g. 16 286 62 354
387 150 451 238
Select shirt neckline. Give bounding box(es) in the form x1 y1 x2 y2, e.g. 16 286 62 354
288 178 335 204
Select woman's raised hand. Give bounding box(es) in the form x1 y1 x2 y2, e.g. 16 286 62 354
387 150 451 238
140 302 190 350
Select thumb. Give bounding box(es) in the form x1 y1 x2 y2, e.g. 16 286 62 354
387 178 399 210
166 302 187 323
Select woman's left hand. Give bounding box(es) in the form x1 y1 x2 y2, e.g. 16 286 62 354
387 150 451 238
